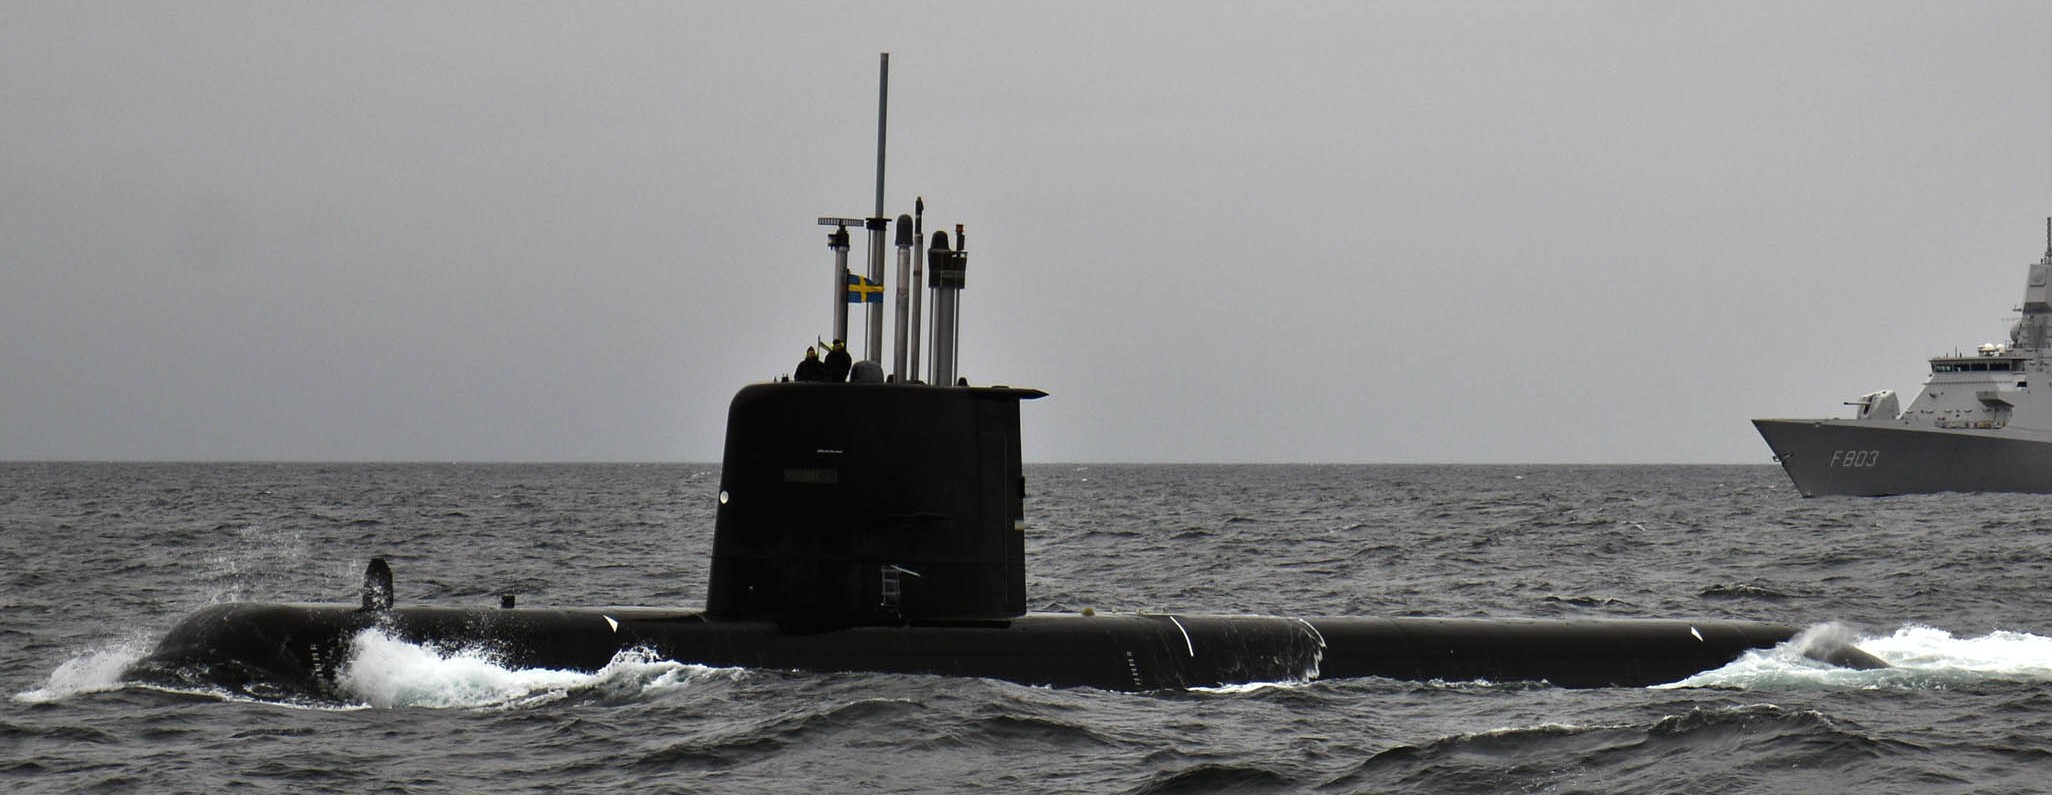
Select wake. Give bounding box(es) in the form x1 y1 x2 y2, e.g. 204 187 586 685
334 628 750 709
16 628 748 709
1663 624 2052 690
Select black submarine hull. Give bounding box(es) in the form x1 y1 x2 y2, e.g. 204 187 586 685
133 602 1837 695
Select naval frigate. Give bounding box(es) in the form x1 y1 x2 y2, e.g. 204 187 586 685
1755 221 2052 496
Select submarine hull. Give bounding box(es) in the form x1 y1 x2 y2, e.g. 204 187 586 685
1753 418 2052 496
134 602 1810 695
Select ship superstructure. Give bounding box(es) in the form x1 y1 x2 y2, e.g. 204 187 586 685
1755 221 2052 495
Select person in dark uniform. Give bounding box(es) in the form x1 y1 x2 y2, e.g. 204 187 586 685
793 346 826 382
822 338 852 383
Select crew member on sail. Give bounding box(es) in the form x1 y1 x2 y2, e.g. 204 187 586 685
823 339 852 383
794 347 826 382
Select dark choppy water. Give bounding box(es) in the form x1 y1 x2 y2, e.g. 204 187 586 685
8 463 2052 793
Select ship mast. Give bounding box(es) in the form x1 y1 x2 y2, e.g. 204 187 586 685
2015 217 2052 354
862 54 890 365
816 54 970 386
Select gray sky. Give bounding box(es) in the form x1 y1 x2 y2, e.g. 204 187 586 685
7 2 2052 463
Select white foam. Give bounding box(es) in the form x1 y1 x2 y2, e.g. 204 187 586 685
1858 625 2052 680
13 638 151 704
1189 679 1313 694
335 628 744 709
1659 624 2052 690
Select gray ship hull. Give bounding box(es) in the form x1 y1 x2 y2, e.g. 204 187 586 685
1753 419 2052 496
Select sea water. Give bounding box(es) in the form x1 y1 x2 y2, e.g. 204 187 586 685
7 463 2052 793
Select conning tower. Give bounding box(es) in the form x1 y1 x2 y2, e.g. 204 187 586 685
707 382 1041 626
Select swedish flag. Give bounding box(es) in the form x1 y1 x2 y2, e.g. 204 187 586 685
845 272 884 304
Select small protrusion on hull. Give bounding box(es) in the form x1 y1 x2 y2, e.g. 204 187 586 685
1801 641 1890 670
360 558 394 612
1793 624 1889 670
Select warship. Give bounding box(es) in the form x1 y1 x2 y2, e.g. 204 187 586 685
1755 222 2052 496
132 56 1886 696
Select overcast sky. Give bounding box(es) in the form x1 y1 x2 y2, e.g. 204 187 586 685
7 2 2052 463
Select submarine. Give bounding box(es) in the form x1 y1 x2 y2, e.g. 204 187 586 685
132 55 1884 697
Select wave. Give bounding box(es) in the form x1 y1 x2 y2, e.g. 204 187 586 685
1663 624 2052 690
1121 762 1296 794
1328 703 1890 793
334 628 748 709
17 628 748 710
11 636 152 704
